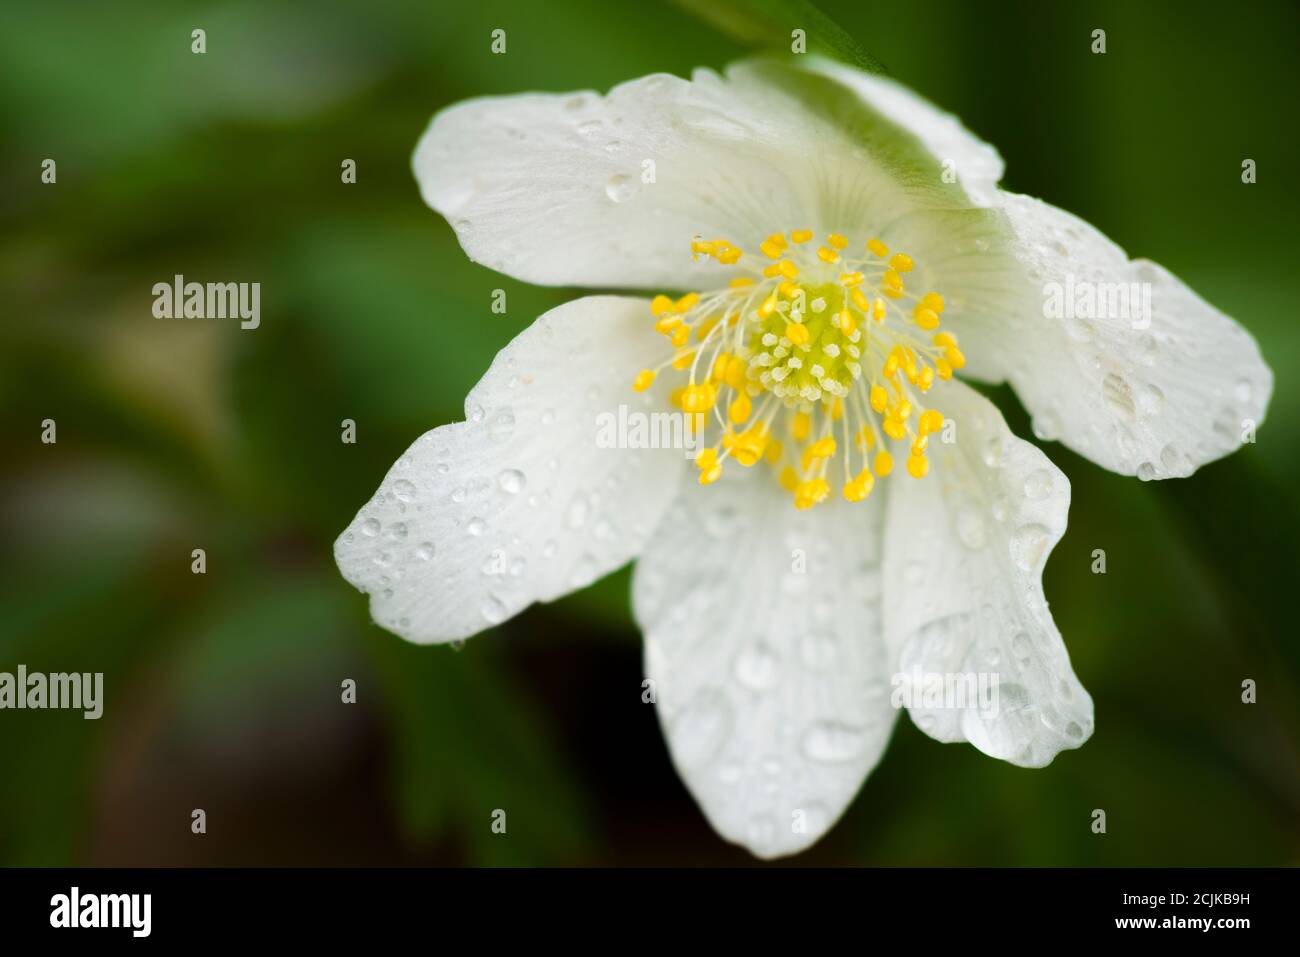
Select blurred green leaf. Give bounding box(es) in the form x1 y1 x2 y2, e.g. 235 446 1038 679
672 0 886 73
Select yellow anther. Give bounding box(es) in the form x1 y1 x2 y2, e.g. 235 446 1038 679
681 383 717 413
691 239 715 259
883 417 906 440
695 447 718 470
918 366 935 391
874 450 894 477
694 315 720 340
765 439 783 464
676 292 700 312
883 269 903 290
882 286 904 300
779 466 799 491
651 294 674 317
654 314 682 335
906 453 929 478
842 469 875 502
827 233 848 250
936 358 954 380
809 436 837 458
632 369 656 392
763 262 784 278
932 331 958 349
758 294 778 319
816 246 840 264
872 298 886 322
850 287 870 312
785 322 810 346
790 229 813 244
794 478 830 510
839 271 865 287
712 352 732 381
699 463 723 485
725 356 748 390
760 238 785 259
855 426 875 451
729 277 755 289
766 232 788 248
920 292 945 313
717 246 742 265
778 280 801 299
946 347 967 370
889 253 914 273
671 349 695 370
831 397 844 421
792 412 812 441
866 238 889 257
838 309 857 336
869 385 888 413
882 352 900 378
893 399 913 420
914 307 941 331
731 429 767 466
729 392 752 424
671 325 690 348
777 259 800 279
911 435 929 455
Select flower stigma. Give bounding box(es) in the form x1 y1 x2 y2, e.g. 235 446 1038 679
632 231 962 509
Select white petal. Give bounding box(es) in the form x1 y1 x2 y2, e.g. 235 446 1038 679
801 59 1004 205
883 378 1093 767
414 60 994 289
335 296 685 644
633 468 896 858
934 193 1273 478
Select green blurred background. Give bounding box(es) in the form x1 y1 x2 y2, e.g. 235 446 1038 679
1 0 1297 866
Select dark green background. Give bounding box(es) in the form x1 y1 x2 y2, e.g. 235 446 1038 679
1 0 1296 865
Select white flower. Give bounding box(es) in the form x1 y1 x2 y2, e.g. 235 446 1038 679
335 59 1272 858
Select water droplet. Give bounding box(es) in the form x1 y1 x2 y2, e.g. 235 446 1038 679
360 518 380 537
416 542 435 561
671 689 733 768
802 722 867 763
542 539 558 558
509 557 527 578
1010 523 1051 570
1031 410 1062 442
481 596 508 625
1011 632 1032 663
466 517 486 536
487 409 516 442
497 469 526 495
570 554 597 588
1023 469 1053 500
1234 379 1253 404
565 494 590 529
982 436 1004 468
1136 383 1164 415
386 521 408 542
604 174 635 203
733 642 780 691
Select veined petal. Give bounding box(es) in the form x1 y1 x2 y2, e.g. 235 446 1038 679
633 467 896 859
882 378 1093 767
925 193 1273 478
335 296 685 644
801 59 1004 205
414 59 990 290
